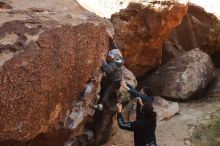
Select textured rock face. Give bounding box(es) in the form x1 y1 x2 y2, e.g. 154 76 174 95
162 4 220 65
0 0 110 143
111 1 188 77
146 48 215 100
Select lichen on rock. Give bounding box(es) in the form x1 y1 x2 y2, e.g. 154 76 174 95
0 0 111 144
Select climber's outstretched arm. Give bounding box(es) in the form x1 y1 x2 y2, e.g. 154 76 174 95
117 112 135 131
116 103 136 131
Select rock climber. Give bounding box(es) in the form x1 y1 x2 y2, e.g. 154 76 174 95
116 102 157 146
93 37 124 111
120 79 154 119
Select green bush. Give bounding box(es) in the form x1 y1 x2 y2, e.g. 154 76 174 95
191 115 220 146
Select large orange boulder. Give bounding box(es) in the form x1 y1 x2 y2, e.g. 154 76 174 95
111 1 188 77
0 0 110 144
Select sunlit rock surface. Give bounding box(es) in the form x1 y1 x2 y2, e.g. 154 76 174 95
0 0 110 143
112 1 188 77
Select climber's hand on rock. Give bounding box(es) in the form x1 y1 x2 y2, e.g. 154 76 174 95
120 80 128 90
116 103 122 113
136 97 144 107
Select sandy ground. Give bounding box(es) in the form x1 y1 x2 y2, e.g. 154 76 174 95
102 97 220 146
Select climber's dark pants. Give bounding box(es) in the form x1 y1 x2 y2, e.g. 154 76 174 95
99 80 120 106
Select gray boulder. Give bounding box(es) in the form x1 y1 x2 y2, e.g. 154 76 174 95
146 48 215 100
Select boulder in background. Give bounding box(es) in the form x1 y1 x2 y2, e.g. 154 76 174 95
146 48 215 100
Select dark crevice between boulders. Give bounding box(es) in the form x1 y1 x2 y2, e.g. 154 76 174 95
211 51 220 67
0 2 12 9
136 66 158 89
